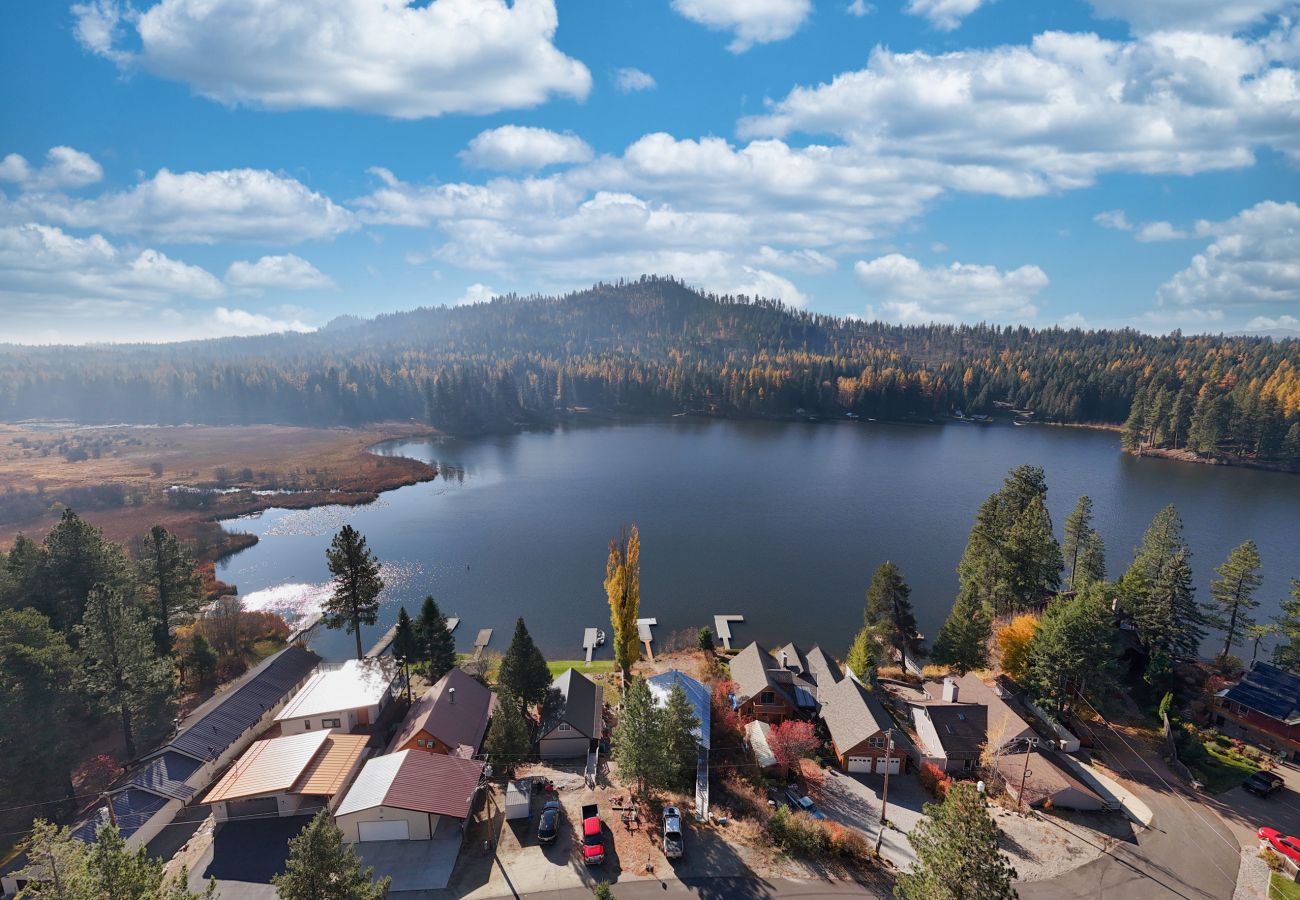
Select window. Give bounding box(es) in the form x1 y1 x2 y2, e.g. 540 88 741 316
867 735 886 749
322 718 342 729
760 691 775 705
303 720 311 730
558 723 571 732
416 739 426 748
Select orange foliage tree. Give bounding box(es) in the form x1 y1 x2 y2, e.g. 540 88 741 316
994 614 1039 683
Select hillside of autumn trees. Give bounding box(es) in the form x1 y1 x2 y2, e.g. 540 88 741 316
1 277 1298 463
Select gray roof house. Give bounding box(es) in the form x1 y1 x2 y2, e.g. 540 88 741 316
820 673 913 773
537 668 604 759
730 641 837 722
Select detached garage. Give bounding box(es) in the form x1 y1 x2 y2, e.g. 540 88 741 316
334 750 485 843
203 729 369 822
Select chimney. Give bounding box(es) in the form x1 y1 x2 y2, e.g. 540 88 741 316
449 687 456 704
942 677 959 703
779 651 788 669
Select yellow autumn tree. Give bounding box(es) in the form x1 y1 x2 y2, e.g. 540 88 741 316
605 524 641 682
994 613 1039 683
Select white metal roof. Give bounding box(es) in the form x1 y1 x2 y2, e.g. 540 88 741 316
275 659 390 721
334 752 405 817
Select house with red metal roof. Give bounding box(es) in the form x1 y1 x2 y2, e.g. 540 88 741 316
333 750 485 843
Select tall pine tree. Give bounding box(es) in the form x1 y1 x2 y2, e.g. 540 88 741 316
134 525 204 656
1062 496 1106 591
1205 540 1263 660
1025 585 1114 714
323 525 384 660
1272 579 1300 671
497 617 551 709
483 689 531 776
273 810 390 900
931 590 991 674
391 607 417 702
865 561 923 671
413 595 457 681
896 783 1018 900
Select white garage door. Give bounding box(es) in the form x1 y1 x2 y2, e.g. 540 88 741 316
875 756 901 775
358 820 410 842
846 756 873 773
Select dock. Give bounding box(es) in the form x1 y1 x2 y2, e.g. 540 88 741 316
365 622 400 659
446 617 460 634
472 628 493 661
582 627 600 664
636 618 657 661
287 612 322 645
713 614 744 651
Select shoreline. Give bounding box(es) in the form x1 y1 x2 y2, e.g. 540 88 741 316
1127 444 1300 475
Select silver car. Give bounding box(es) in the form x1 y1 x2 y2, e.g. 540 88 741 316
662 806 684 860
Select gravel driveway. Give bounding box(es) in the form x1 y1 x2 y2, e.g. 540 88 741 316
813 770 928 872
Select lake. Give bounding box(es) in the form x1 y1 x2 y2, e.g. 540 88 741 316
218 419 1300 663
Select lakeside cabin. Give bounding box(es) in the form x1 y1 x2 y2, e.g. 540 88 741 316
275 658 397 736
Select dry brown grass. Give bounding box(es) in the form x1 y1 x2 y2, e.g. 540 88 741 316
0 422 437 556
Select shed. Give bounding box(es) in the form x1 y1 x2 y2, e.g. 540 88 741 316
504 781 531 821
275 659 395 735
746 720 778 771
335 750 485 843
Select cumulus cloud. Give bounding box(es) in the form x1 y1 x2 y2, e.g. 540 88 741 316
207 306 313 336
225 254 334 291
748 245 837 273
855 253 1049 324
846 1 874 16
740 29 1300 194
670 0 812 52
1094 209 1133 231
0 147 103 191
1157 200 1300 307
72 0 591 119
0 223 224 306
614 68 656 92
455 283 496 306
460 126 593 171
1085 0 1297 35
904 0 985 31
1246 313 1300 331
5 165 354 244
1135 221 1188 242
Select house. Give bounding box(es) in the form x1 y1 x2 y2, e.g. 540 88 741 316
62 645 319 850
334 750 485 842
908 677 988 773
203 729 369 821
746 720 779 772
930 673 1036 747
647 670 711 751
997 748 1106 811
388 667 496 757
730 641 834 723
537 668 604 759
820 673 911 774
1216 661 1300 762
275 658 396 736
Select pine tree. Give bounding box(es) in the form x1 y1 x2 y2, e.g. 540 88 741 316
17 820 214 899
612 677 667 797
896 783 1018 900
1121 385 1148 451
323 525 384 660
1025 585 1114 714
661 683 701 792
604 525 641 682
1205 540 1263 660
1245 624 1276 665
391 607 417 702
273 810 390 900
865 561 923 671
184 633 219 687
42 509 125 632
497 617 551 709
846 626 876 679
413 595 457 681
1133 549 1204 663
1117 504 1189 654
931 590 991 674
77 585 176 758
1272 579 1300 671
483 690 531 776
134 525 204 656
1062 496 1106 591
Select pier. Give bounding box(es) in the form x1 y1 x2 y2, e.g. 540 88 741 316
713 614 744 651
472 628 493 661
365 622 400 659
582 627 600 664
636 617 657 660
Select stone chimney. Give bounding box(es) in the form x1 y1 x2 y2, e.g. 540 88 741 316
942 677 959 703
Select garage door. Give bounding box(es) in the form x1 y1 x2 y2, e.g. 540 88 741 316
358 820 410 842
875 756 901 775
846 756 873 773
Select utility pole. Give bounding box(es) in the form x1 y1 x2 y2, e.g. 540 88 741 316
1017 738 1038 813
875 729 894 855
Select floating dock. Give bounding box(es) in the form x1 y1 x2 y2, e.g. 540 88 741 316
446 616 460 634
713 614 744 651
472 628 493 661
582 627 600 664
636 618 657 661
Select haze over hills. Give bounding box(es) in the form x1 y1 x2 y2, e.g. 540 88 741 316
0 278 1297 458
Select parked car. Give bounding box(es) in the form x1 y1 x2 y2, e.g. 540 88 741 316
1259 827 1300 864
662 806 684 860
1244 771 1285 798
581 804 605 866
537 801 563 844
784 787 826 820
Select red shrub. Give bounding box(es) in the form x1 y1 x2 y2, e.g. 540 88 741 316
770 720 821 775
917 762 952 799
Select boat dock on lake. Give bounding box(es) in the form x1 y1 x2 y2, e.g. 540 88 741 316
713 614 744 651
636 617 657 660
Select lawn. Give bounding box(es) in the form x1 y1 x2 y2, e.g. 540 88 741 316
546 659 616 679
1189 742 1261 794
1270 872 1300 900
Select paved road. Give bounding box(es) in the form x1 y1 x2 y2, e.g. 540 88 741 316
514 876 893 899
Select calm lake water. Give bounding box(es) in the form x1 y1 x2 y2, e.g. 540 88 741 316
218 419 1300 663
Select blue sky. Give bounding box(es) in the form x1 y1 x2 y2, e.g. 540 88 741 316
1 0 1298 343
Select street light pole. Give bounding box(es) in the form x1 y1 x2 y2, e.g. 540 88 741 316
875 729 894 855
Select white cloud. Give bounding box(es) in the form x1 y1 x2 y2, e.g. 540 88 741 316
0 147 103 191
73 0 591 119
1246 313 1300 330
1085 0 1296 35
904 0 985 31
670 0 812 52
732 268 808 306
6 166 354 244
748 245 837 273
1157 200 1300 306
846 0 874 16
455 283 496 306
225 254 334 291
207 306 313 336
614 68 657 92
1135 220 1188 241
855 253 1048 324
0 223 224 308
1094 209 1133 231
1061 312 1089 328
460 126 593 171
740 29 1300 193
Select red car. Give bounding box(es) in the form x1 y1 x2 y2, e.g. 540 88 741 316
1259 827 1300 864
581 804 605 866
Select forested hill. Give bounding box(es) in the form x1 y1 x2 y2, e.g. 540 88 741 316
1 277 1298 459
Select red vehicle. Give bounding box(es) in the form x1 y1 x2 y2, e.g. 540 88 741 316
581 804 605 866
1259 827 1300 864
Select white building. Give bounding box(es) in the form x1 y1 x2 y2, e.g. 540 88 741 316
275 659 395 735
334 750 485 842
